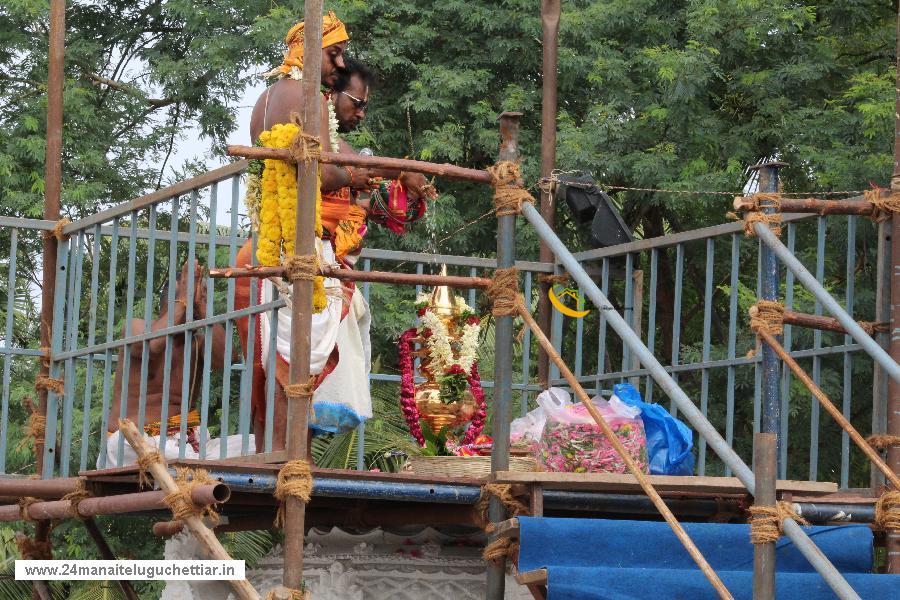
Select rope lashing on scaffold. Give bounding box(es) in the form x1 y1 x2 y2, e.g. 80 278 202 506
61 479 92 519
273 460 313 527
486 268 520 317
136 449 163 489
44 218 71 242
733 193 782 237
17 412 46 452
488 161 535 217
749 301 785 336
283 377 318 424
864 189 900 223
874 491 900 532
163 467 222 525
16 533 52 560
287 113 321 164
265 586 309 600
17 497 40 523
282 254 318 282
34 375 64 395
866 434 900 452
538 273 570 287
475 483 530 565
748 501 808 544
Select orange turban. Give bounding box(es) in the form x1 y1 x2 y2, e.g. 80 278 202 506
267 11 349 77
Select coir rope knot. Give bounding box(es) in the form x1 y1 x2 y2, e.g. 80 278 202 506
749 301 785 336
749 501 807 544
62 480 92 519
163 467 220 524
274 460 313 527
865 189 900 223
875 491 900 532
486 268 520 317
488 161 534 217
136 450 163 489
44 218 71 242
34 375 64 395
741 192 782 237
288 113 322 163
282 254 318 282
475 483 529 529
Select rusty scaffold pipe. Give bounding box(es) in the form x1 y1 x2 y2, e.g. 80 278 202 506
226 145 494 184
0 484 228 522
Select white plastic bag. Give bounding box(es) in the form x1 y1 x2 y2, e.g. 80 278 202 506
509 388 571 451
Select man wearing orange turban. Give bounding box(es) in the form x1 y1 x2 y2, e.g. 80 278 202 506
239 12 375 453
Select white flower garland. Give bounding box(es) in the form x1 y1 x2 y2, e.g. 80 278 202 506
418 295 481 374
420 310 454 372
458 321 480 373
327 98 341 152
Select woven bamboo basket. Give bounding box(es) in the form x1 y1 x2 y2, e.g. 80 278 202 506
404 455 538 478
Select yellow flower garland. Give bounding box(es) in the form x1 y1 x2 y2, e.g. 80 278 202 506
257 123 326 312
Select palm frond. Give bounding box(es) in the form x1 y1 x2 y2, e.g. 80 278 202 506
221 530 278 568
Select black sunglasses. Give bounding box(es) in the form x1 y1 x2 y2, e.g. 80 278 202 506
340 90 368 110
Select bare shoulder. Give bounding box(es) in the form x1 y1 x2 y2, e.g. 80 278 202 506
250 79 308 141
123 318 145 337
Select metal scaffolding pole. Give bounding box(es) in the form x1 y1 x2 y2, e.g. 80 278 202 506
519 201 861 600
536 0 561 386
485 112 522 600
887 0 900 574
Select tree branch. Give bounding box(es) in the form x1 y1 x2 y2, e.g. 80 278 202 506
85 72 176 108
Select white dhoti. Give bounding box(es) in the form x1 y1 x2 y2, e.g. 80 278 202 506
98 429 255 469
257 241 372 435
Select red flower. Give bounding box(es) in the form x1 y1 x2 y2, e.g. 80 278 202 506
421 328 432 338
417 308 427 317
466 316 480 325
447 364 465 375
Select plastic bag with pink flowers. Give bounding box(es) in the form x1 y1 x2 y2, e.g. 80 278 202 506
535 392 648 474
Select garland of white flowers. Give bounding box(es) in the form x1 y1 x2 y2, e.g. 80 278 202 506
417 294 481 374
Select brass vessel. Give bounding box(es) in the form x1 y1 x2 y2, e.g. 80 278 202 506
413 267 477 433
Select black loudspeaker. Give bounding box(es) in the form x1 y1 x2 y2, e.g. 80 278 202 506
557 174 633 249
557 174 600 223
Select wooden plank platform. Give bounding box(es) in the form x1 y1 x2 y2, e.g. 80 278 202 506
492 471 838 496
516 569 548 600
82 461 486 488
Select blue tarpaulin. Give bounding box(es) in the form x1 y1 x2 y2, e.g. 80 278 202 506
517 517 900 599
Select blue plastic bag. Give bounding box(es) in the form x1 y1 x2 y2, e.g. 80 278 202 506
613 383 695 476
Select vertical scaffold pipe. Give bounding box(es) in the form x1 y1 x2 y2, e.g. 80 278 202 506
753 162 782 598
886 0 900 574
754 224 900 384
519 201 861 600
754 162 784 460
485 112 522 600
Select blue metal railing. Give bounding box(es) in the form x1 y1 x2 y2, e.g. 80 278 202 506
0 167 886 488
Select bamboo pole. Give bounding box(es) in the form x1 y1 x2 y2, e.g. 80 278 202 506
514 297 734 600
227 145 493 183
280 1 323 595
755 327 900 490
118 420 259 600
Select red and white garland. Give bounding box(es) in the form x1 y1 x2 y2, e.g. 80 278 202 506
398 327 487 447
